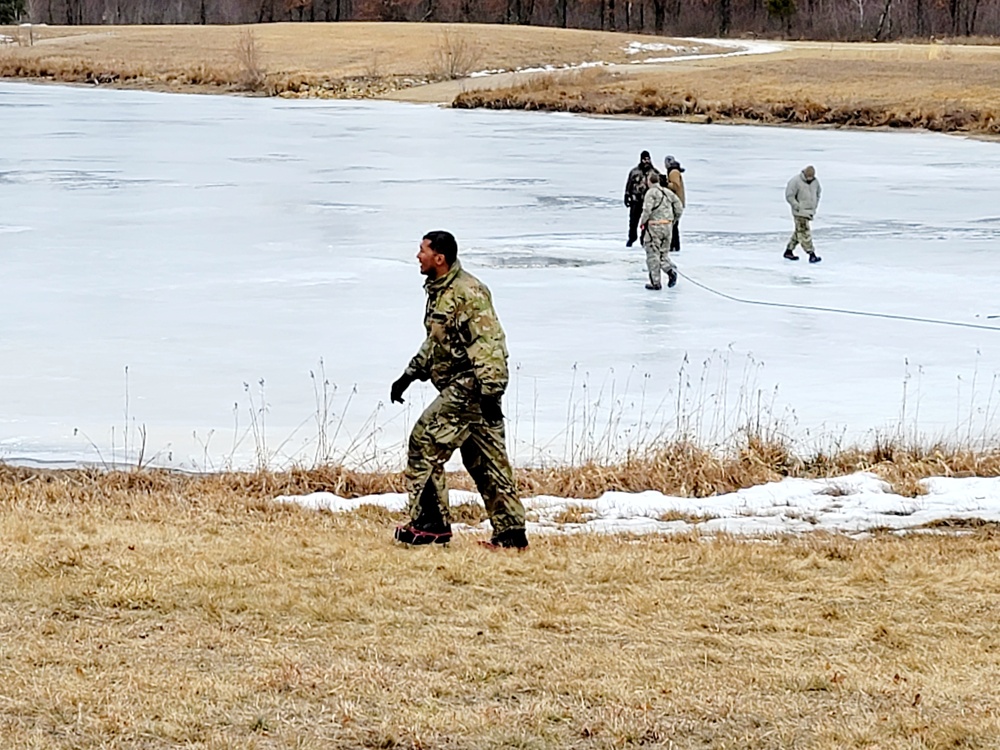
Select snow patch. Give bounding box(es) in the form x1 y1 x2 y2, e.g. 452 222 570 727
634 38 785 64
274 472 1000 537
470 37 783 78
625 41 694 55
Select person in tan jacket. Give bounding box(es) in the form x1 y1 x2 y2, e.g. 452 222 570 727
664 155 686 253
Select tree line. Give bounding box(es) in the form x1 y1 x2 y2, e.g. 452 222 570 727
9 0 1000 40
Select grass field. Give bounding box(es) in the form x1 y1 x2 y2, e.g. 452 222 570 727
0 22 715 96
452 41 1000 135
2 466 1000 749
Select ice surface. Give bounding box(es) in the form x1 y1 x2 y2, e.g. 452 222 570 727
1 81 999 472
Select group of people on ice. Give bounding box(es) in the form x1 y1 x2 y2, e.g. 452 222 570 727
624 151 822 290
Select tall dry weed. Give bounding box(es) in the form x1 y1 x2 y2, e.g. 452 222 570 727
429 28 482 80
233 27 267 93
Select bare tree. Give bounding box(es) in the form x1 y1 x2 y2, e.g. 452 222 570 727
873 0 892 38
651 0 665 33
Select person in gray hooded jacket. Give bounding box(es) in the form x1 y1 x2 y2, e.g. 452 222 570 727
784 165 822 263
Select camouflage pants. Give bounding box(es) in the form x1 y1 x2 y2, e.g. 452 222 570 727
643 223 675 286
405 383 526 534
787 215 815 253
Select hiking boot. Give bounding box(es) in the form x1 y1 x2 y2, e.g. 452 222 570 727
666 269 678 287
783 250 800 261
808 253 822 263
626 239 634 247
644 282 662 291
478 528 529 550
394 522 452 546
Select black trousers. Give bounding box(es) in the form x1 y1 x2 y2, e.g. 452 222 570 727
627 203 643 244
670 218 681 252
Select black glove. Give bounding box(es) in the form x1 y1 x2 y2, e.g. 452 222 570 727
390 373 415 404
624 196 631 208
481 395 504 425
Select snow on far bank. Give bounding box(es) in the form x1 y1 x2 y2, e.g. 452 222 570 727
625 41 695 54
275 472 1000 538
468 38 783 78
469 60 611 78
634 37 785 64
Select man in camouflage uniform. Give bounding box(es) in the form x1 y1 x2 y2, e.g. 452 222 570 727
624 150 659 247
639 172 684 290
390 230 528 549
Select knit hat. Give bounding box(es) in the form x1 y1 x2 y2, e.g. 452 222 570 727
640 150 651 159
803 165 816 179
665 155 685 173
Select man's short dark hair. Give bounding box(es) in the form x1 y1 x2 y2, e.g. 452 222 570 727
423 230 458 266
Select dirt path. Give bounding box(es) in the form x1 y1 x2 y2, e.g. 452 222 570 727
385 38 788 103
387 37 1000 107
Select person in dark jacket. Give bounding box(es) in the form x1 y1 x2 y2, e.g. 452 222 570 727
624 151 659 247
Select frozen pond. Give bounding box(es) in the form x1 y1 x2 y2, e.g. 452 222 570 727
2 82 999 471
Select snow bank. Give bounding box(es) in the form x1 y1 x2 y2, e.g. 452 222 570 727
274 472 1000 537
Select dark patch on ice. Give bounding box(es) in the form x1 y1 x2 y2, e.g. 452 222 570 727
2 170 166 190
230 153 303 163
309 201 380 214
536 195 617 209
499 178 548 186
467 251 603 269
789 275 817 286
695 231 792 248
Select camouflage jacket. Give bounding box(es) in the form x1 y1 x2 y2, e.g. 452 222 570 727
624 164 660 206
405 260 510 398
640 183 684 226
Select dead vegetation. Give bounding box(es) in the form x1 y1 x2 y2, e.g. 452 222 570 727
429 27 483 80
454 54 1000 135
0 22 678 97
232 27 266 92
1 432 998 507
2 476 1000 748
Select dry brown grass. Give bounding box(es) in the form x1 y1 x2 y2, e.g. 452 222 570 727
0 22 687 97
428 27 483 80
0 432 998 513
2 472 1000 748
455 44 1000 135
232 27 267 92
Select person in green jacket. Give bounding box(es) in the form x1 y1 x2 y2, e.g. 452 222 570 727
390 230 528 549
